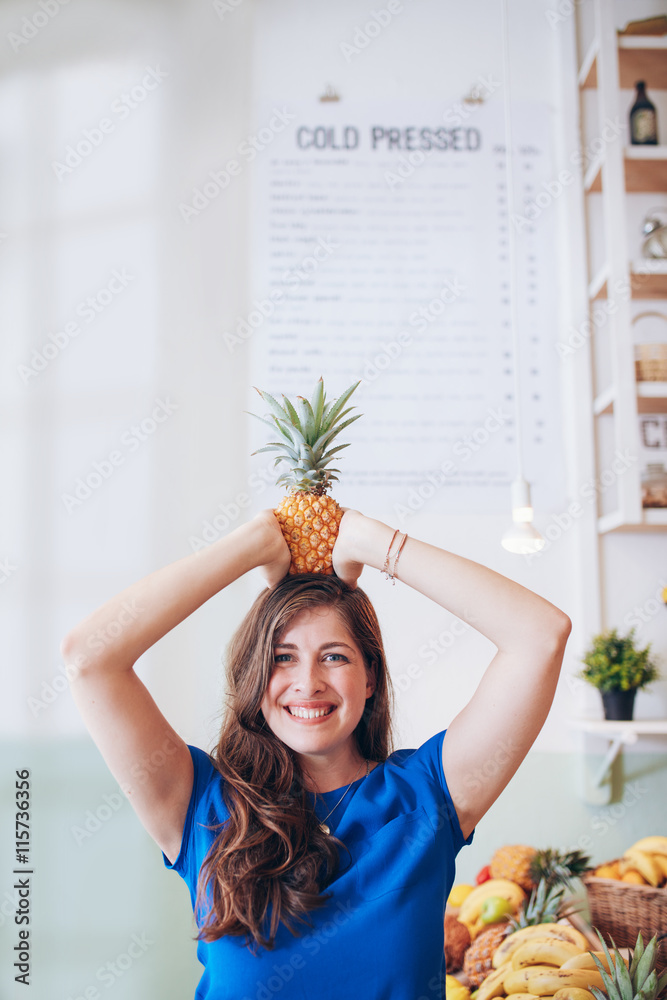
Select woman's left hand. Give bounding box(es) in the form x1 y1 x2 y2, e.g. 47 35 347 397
332 509 366 589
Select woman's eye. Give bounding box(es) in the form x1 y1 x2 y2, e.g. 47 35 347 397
325 653 347 663
273 654 292 663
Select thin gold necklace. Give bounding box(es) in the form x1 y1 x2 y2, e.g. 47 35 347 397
318 759 370 835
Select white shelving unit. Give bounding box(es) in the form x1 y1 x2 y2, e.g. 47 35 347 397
569 716 667 804
577 8 667 534
569 718 667 793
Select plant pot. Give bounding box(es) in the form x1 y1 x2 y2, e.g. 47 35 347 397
601 688 637 721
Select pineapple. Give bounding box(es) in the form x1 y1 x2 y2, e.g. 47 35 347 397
590 930 667 1000
529 848 591 890
463 924 511 986
490 845 538 892
508 878 567 930
250 377 361 575
490 846 591 893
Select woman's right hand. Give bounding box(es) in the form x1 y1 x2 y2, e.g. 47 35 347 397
252 509 291 588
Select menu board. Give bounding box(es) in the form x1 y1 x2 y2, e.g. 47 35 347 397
243 98 565 515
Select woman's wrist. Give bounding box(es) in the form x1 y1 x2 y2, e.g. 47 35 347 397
340 512 398 572
232 512 285 573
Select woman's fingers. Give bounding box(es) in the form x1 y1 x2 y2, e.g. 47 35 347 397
252 509 291 587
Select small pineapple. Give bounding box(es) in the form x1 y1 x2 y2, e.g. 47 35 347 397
508 877 566 930
250 377 361 575
590 930 667 1000
490 845 538 892
529 847 591 890
463 924 511 986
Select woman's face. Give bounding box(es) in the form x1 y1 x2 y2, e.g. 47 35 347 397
260 605 374 762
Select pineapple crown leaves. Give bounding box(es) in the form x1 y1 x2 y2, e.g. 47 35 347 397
508 877 568 931
589 929 667 1000
248 378 362 491
529 847 592 890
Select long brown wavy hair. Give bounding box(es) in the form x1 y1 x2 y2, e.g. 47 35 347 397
193 573 395 953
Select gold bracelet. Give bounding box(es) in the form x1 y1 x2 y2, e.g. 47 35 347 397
381 528 400 580
389 533 408 584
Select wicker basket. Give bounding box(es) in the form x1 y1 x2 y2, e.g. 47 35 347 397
633 312 667 381
583 873 667 956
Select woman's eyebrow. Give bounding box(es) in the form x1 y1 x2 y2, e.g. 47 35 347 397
273 641 355 650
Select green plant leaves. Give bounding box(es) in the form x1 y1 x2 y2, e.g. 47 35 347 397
578 627 661 693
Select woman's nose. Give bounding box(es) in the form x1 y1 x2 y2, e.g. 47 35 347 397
293 661 326 693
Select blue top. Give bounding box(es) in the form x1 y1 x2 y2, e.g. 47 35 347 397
163 729 473 1000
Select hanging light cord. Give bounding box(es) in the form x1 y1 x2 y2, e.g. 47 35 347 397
500 0 525 483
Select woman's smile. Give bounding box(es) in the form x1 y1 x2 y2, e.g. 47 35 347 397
260 606 374 766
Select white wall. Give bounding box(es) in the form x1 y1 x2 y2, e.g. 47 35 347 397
2 0 665 798
3 1 667 995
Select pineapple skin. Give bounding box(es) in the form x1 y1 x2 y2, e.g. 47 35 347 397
462 923 510 986
490 845 538 892
274 491 344 575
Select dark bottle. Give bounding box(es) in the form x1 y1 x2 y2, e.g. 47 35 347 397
629 81 658 145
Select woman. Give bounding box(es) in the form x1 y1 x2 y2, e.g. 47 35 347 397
62 507 571 1000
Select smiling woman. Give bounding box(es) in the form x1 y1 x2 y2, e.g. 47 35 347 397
62 506 571 1000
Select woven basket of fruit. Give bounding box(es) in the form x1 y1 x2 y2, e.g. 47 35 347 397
584 838 667 954
583 873 667 951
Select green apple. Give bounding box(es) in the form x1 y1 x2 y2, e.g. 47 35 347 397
479 895 513 925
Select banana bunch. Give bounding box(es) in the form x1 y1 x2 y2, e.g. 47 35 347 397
492 924 589 969
458 879 526 938
477 922 609 1000
594 835 667 887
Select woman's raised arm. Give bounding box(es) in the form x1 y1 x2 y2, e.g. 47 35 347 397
332 510 572 840
61 511 290 864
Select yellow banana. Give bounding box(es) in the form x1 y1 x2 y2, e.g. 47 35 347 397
561 953 628 973
504 937 570 970
553 990 596 1000
506 995 542 1000
493 925 588 969
459 879 526 925
528 970 606 996
622 849 662 887
512 940 585 970
477 962 514 1000
504 966 561 993
628 836 667 856
651 854 667 881
446 974 471 1000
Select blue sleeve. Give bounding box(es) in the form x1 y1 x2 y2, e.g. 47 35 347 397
398 728 474 855
162 744 219 887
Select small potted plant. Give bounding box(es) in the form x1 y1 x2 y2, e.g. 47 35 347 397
578 626 661 720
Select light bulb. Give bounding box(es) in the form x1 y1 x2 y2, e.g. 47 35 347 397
501 521 546 554
501 477 545 553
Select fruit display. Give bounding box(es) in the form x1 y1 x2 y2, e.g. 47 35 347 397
250 378 361 575
591 836 667 887
446 845 592 986
447 839 667 1000
474 921 612 1000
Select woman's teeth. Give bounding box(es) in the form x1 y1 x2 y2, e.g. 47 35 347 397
287 706 335 719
